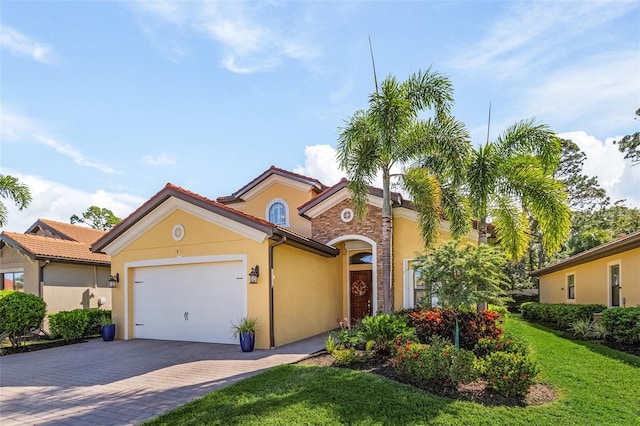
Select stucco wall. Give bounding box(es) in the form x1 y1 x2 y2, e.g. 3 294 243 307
539 247 640 307
0 245 40 295
272 244 342 346
240 181 314 237
109 209 271 348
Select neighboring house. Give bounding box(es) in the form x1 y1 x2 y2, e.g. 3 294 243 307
0 219 112 321
531 230 640 308
92 166 477 349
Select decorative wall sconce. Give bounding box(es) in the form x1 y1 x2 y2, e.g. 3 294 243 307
249 265 260 284
108 273 120 288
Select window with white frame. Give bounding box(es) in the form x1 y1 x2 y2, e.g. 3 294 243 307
567 273 575 300
409 260 438 308
266 199 289 226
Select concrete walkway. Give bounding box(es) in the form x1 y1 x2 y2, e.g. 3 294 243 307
0 334 327 426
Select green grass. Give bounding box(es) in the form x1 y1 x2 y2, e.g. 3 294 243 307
146 317 640 425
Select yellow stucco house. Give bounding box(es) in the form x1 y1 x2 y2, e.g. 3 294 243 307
531 230 640 308
92 166 477 349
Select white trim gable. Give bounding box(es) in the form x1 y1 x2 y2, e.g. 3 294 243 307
303 188 386 219
242 175 314 202
100 197 268 256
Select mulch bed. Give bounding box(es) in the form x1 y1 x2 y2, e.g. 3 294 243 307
297 351 558 407
1 338 87 356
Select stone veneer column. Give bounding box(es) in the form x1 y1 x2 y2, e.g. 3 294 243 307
311 199 389 312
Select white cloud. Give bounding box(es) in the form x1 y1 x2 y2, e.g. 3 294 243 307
559 131 640 208
0 171 145 233
130 2 318 73
0 24 58 64
142 153 176 166
1 107 117 174
294 145 344 186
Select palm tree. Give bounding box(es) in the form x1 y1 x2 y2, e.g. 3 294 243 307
0 175 32 227
467 118 571 261
337 68 471 313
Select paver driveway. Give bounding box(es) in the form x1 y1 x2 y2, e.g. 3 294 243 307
0 334 326 426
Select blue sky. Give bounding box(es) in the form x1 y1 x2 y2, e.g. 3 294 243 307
1 1 639 232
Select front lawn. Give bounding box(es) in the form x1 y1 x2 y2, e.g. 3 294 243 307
146 317 640 425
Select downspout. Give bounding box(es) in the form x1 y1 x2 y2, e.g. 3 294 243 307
268 236 286 349
39 260 50 337
39 260 50 298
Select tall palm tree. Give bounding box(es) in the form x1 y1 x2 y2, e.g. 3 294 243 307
337 68 471 313
467 118 571 261
0 175 32 227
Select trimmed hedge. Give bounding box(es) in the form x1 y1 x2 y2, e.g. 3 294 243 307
48 309 111 340
49 309 89 341
0 290 47 347
602 307 640 345
520 302 606 330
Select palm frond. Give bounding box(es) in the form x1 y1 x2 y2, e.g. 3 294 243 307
439 182 472 239
402 167 442 248
491 195 531 260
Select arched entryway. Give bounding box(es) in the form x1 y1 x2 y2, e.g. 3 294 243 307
327 235 377 324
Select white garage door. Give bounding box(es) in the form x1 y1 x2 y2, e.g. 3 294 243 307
133 261 245 344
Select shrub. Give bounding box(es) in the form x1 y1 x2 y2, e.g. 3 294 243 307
86 309 110 336
357 314 415 355
520 302 606 330
48 310 89 341
332 348 365 366
483 351 539 398
569 318 594 339
506 293 538 313
406 308 503 350
393 336 479 387
0 291 46 347
473 334 529 358
602 307 640 345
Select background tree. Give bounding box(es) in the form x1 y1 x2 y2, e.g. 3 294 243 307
466 119 571 261
614 107 640 164
0 174 32 227
337 68 471 313
70 206 120 230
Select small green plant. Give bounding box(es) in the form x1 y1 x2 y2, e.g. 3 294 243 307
325 334 337 354
230 317 258 338
569 318 593 339
357 314 415 355
483 351 539 398
332 348 364 366
589 320 609 340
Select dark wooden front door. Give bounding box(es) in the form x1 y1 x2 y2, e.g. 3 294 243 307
350 270 372 322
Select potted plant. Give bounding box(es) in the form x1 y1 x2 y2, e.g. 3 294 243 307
231 317 258 352
98 311 116 341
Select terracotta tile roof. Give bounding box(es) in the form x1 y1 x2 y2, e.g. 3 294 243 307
27 218 107 245
92 183 337 258
1 231 110 264
530 229 640 277
218 165 327 203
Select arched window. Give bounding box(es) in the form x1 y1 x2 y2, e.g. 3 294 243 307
266 199 289 226
349 252 373 265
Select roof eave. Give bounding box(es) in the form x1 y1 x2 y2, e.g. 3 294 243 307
530 233 640 277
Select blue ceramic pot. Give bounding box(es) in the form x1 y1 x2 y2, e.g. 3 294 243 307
239 331 255 352
102 324 116 341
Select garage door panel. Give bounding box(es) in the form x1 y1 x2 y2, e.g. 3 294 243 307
133 261 244 344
